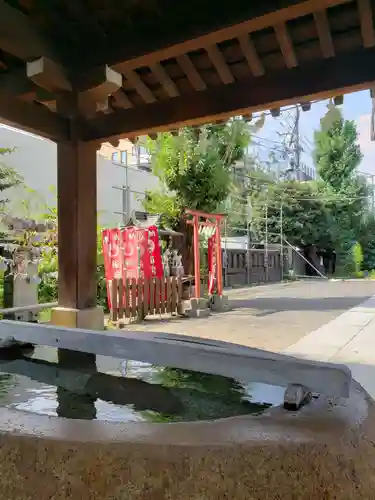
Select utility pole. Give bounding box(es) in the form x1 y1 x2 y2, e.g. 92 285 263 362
295 105 301 180
277 104 302 180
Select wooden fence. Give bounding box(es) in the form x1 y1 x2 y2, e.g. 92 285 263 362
110 277 183 321
224 249 283 287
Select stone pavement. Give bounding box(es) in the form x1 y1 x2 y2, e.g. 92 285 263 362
284 291 375 400
131 280 375 352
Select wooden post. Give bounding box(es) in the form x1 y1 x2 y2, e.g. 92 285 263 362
52 92 103 330
216 219 223 296
57 140 97 309
193 214 201 298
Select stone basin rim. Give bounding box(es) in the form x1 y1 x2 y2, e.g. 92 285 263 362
0 381 369 447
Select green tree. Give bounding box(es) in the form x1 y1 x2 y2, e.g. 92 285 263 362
0 147 22 210
314 116 362 192
251 180 334 248
313 111 368 266
224 163 275 235
143 118 261 272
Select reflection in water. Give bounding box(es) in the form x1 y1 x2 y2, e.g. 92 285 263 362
0 345 285 423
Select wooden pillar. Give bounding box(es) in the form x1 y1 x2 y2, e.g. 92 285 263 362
57 140 97 309
52 93 103 329
193 215 201 298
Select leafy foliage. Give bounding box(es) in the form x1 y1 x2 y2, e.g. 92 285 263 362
314 115 362 192
352 242 364 275
251 180 333 247
144 120 252 218
0 148 22 201
240 110 371 277
143 119 258 272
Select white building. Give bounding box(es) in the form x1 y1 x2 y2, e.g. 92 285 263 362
0 126 159 227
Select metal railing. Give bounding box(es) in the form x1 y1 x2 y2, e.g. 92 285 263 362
0 302 57 315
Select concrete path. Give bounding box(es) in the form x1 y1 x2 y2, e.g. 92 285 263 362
283 292 375 400
131 280 375 352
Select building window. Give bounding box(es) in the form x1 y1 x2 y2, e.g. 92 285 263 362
121 151 127 164
112 151 120 162
132 145 148 161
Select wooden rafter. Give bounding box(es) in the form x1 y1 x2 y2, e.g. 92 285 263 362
27 57 72 93
122 69 156 104
358 0 375 48
150 62 180 98
176 54 206 91
111 89 134 109
0 0 53 60
238 34 264 76
0 68 34 95
274 23 298 68
83 47 375 142
111 0 352 73
0 93 68 141
314 9 335 58
206 44 234 84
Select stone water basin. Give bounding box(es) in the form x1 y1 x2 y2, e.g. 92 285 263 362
0 346 285 422
0 345 373 500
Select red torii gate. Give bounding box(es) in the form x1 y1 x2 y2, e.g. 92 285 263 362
185 208 225 299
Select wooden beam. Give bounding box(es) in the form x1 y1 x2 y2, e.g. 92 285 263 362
111 89 134 109
0 93 68 141
122 69 156 103
206 44 234 84
83 47 375 142
0 68 33 96
274 23 298 68
314 9 335 58
270 108 281 117
150 62 180 98
27 57 72 93
238 34 265 76
0 321 352 397
176 54 207 91
358 0 375 48
111 0 353 73
83 66 122 103
0 0 54 60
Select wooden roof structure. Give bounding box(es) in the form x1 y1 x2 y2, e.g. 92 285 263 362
0 0 374 144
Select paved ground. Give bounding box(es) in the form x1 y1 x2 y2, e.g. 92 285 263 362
130 280 375 352
284 292 375 399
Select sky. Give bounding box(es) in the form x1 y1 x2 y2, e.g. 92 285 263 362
252 89 375 176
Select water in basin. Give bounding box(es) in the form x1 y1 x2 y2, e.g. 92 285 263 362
0 345 285 423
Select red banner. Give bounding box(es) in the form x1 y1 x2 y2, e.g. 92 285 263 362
101 228 124 308
102 226 164 308
208 232 217 295
147 225 163 278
